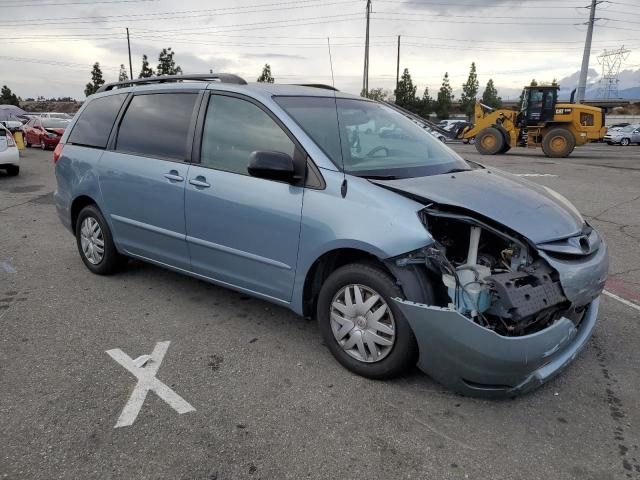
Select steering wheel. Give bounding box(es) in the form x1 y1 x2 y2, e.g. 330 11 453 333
366 146 389 158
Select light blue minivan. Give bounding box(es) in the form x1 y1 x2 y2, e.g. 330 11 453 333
54 74 608 397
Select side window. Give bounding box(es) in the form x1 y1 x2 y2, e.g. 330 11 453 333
200 95 295 175
116 93 198 160
68 94 126 148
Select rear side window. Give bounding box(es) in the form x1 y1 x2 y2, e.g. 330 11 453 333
116 93 198 160
68 94 126 148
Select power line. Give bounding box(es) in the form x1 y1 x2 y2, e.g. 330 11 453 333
1 0 158 7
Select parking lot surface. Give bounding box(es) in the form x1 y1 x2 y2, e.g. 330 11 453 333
1 144 639 480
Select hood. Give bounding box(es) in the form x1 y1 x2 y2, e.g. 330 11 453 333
371 169 584 244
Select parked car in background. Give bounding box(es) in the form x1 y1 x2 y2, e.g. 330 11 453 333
0 120 25 131
604 124 640 146
23 117 69 150
0 124 19 176
437 119 467 130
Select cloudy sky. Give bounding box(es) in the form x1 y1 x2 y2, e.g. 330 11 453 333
1 0 639 100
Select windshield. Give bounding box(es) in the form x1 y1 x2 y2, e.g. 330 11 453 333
620 125 638 132
42 119 70 128
275 96 469 179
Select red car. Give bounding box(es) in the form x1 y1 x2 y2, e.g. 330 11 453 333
23 117 69 150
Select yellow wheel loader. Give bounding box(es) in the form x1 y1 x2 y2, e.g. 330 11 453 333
458 86 608 157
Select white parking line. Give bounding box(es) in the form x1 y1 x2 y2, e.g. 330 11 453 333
603 290 640 312
0 261 16 273
106 341 195 428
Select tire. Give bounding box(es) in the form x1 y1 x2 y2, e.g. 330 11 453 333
620 138 630 146
24 135 30 148
475 127 505 155
497 143 511 154
40 138 47 150
75 204 125 275
317 262 418 379
542 127 576 158
5 165 19 176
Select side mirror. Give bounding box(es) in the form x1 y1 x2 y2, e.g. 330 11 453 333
248 150 297 183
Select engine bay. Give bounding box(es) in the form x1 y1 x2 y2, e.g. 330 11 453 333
412 208 572 336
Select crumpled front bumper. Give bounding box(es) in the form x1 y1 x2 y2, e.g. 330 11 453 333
394 297 600 398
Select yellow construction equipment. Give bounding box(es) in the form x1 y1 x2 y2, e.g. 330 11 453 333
458 85 607 157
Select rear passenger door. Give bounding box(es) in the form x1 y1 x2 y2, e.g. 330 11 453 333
99 91 200 270
185 93 304 302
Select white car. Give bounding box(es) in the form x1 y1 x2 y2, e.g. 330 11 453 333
0 125 20 176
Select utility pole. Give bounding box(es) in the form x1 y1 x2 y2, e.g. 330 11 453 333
576 0 599 103
396 35 400 93
362 0 371 97
126 27 133 80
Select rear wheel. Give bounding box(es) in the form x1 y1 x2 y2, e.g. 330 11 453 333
475 127 505 155
75 205 125 275
5 165 19 176
542 128 576 158
317 262 418 379
620 138 631 146
24 135 30 147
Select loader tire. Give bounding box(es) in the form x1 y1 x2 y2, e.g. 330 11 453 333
497 143 511 154
475 127 505 155
542 128 575 158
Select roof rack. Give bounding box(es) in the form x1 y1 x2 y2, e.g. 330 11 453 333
96 73 247 93
294 84 339 91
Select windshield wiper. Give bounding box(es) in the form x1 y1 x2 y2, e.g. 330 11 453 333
358 174 399 180
442 168 472 174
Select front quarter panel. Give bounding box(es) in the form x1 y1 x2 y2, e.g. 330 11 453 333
291 169 432 313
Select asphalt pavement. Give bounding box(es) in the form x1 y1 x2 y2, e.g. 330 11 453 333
1 143 639 480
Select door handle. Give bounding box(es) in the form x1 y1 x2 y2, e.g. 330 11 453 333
189 176 211 188
164 170 184 182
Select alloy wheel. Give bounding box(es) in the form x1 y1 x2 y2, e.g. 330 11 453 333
330 284 396 363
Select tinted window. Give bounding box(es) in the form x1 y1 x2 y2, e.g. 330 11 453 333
117 93 197 160
200 95 294 175
68 94 126 148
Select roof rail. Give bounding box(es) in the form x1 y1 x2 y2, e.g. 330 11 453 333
96 73 248 93
294 84 339 91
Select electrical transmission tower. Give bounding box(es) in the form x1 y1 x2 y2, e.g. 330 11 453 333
597 46 630 99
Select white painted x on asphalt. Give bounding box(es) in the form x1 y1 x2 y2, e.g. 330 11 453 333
106 341 195 428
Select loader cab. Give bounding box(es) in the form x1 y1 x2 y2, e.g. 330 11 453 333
520 86 558 126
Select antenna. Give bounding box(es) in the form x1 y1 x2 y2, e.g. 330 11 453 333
327 37 346 195
327 37 335 89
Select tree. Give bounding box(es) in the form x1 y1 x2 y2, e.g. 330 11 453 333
139 54 155 78
1 85 20 106
257 64 274 83
460 62 479 119
414 87 433 118
435 72 454 119
156 48 182 76
118 64 129 82
84 62 105 97
481 78 502 109
364 87 388 101
394 68 417 109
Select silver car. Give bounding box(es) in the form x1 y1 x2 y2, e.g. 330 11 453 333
604 124 640 146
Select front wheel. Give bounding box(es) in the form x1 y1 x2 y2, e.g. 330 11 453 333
620 138 630 146
317 262 418 379
75 204 125 275
475 127 505 155
40 138 47 150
